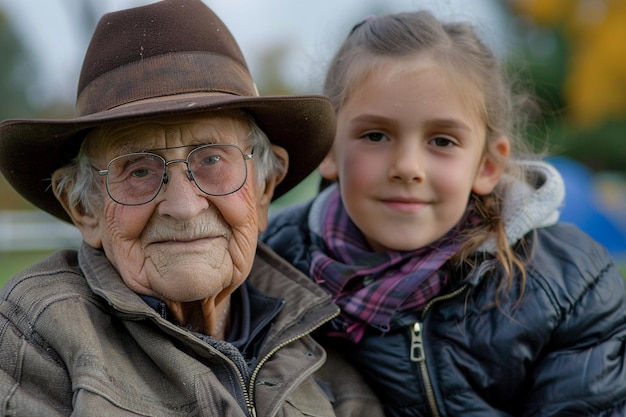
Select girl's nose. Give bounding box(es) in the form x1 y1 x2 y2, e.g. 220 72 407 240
389 143 424 183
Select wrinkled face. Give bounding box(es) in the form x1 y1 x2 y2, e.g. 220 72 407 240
82 112 264 303
321 59 504 252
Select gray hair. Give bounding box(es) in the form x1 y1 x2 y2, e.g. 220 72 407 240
52 113 284 216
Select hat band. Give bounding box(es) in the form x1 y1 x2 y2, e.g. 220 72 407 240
75 52 257 116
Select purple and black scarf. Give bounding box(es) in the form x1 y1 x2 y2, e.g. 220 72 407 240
309 185 478 343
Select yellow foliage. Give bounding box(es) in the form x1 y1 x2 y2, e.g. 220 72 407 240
510 0 577 25
511 0 626 126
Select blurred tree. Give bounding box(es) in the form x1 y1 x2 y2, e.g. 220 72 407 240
0 0 109 211
0 9 38 210
0 10 35 119
507 0 626 172
256 43 294 96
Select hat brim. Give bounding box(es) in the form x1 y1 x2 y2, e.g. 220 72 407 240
0 93 335 223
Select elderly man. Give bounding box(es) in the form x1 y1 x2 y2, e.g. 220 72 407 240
0 1 382 416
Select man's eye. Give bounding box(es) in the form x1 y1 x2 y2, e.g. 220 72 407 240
131 167 152 178
200 155 221 166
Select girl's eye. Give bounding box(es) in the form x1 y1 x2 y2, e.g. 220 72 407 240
362 132 388 142
430 136 457 147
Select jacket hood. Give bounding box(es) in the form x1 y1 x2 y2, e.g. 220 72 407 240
478 160 565 253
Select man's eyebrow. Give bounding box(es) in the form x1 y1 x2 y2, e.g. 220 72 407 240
148 144 203 152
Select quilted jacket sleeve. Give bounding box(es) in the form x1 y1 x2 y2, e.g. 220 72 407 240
523 225 626 416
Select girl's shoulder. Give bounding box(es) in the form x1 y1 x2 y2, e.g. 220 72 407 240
262 199 316 270
525 222 626 309
529 222 617 279
264 199 314 238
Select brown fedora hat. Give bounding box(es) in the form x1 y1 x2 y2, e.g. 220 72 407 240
0 0 335 223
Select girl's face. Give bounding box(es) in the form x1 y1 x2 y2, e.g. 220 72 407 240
321 58 508 252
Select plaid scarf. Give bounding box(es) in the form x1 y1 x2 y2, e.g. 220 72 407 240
309 185 475 343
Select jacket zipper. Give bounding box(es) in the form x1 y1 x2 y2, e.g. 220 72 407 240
411 285 468 417
246 310 340 416
149 300 338 416
202 348 255 416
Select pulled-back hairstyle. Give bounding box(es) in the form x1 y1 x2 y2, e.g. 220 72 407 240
324 11 540 303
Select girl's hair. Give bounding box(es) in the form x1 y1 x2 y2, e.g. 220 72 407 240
324 11 541 303
52 111 284 217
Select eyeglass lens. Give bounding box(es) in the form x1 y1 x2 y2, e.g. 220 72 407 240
104 144 248 205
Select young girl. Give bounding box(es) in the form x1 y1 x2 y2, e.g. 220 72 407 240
262 11 626 417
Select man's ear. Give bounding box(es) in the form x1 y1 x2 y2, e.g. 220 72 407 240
472 135 510 195
256 144 288 232
53 181 103 249
318 149 338 180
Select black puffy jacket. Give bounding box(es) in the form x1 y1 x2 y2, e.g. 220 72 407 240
262 199 626 416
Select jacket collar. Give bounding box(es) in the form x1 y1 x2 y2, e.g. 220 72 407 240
77 241 338 346
246 243 339 346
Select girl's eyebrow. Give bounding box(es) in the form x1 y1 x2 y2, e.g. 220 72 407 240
351 114 473 132
424 118 472 132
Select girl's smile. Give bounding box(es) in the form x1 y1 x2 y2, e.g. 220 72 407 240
379 196 429 214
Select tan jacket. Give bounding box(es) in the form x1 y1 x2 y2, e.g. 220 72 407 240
0 242 382 417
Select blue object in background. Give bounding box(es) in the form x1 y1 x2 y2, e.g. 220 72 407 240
549 156 626 259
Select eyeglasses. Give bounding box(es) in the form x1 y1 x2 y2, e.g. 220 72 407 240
96 144 253 206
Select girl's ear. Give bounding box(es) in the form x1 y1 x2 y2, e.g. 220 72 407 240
319 150 339 180
472 135 510 195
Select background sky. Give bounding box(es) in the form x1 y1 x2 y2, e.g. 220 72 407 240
0 0 506 106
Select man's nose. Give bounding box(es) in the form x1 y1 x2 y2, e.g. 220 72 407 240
156 164 210 220
162 159 193 184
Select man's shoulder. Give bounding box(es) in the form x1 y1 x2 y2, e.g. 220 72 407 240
0 250 93 320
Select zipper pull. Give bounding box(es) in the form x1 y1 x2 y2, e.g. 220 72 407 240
410 322 425 362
